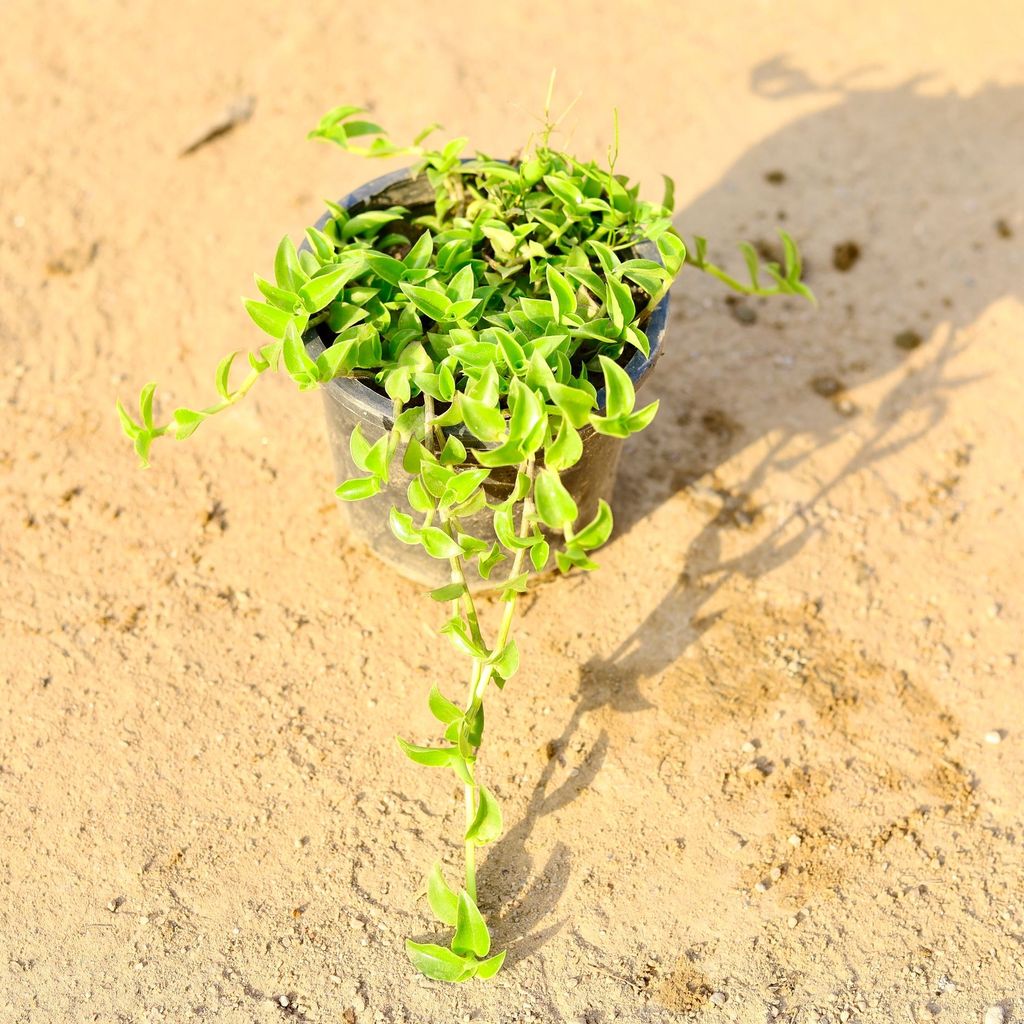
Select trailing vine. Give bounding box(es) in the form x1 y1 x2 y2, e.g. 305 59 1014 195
117 96 811 981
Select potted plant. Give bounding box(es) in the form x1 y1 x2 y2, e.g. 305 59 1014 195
117 98 810 983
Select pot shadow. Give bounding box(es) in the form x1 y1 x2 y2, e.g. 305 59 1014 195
485 60 1024 961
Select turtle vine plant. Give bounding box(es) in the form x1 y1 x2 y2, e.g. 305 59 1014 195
117 100 811 983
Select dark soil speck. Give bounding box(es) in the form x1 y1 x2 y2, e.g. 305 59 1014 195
894 329 924 351
995 218 1013 239
810 376 844 398
725 295 757 325
764 169 786 185
832 240 861 271
701 409 742 442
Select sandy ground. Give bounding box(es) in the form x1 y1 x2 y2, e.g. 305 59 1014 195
2 2 1023 1022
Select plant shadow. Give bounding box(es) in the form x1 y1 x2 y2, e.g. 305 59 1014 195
486 59 1024 960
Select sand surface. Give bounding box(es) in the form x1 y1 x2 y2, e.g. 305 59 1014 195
2 2 1023 1021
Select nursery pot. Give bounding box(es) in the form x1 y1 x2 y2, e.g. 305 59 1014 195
302 166 670 589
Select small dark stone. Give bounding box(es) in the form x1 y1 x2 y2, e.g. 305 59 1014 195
832 240 861 272
700 409 741 441
764 170 786 185
894 330 924 351
995 218 1013 239
810 375 843 398
725 295 757 325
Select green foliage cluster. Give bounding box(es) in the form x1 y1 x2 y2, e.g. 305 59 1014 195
117 96 811 982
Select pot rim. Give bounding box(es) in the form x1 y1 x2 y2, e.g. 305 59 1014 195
301 163 670 418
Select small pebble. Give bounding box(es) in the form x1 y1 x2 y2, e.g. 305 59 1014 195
710 990 728 1006
984 1007 1005 1024
787 916 798 928
894 329 923 351
278 995 289 1008
984 731 1003 745
788 834 802 847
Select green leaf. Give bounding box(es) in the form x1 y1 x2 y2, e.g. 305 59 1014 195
364 434 392 482
244 299 293 339
465 785 503 845
305 226 335 261
473 439 526 469
340 209 404 240
453 891 490 958
506 379 545 451
489 639 519 682
534 469 578 530
604 274 635 332
138 382 156 428
274 236 306 291
478 543 505 580
545 265 577 323
656 231 686 276
493 503 533 550
556 543 599 573
574 499 613 550
400 282 451 321
428 686 463 724
626 400 660 434
474 949 506 980
494 329 526 375
446 264 476 303
458 533 489 557
444 298 480 322
115 399 141 440
442 468 490 508
298 262 362 312
365 252 406 285
587 239 621 274
421 460 454 499
281 321 317 385
421 527 463 560
172 407 205 440
440 617 488 659
499 573 530 602
543 173 584 206
388 507 420 544
545 417 582 472
408 478 433 514
589 415 631 438
396 737 456 768
256 275 299 311
426 864 459 926
214 353 236 400
349 424 372 471
530 539 550 572
335 476 380 501
661 173 676 212
405 941 475 983
547 382 594 429
459 394 505 443
404 228 434 269
430 582 466 602
439 434 467 466
598 355 636 419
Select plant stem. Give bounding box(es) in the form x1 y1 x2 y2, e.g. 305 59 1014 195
463 658 483 901
424 391 487 900
471 456 537 706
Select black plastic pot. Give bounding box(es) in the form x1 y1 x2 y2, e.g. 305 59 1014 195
302 166 670 589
